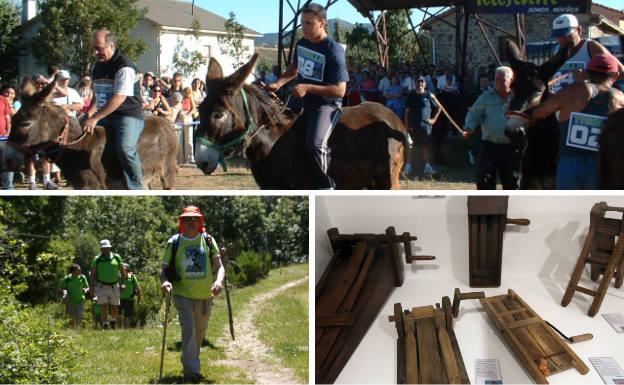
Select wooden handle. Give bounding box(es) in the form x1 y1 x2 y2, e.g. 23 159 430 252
506 218 530 226
406 255 436 263
570 333 593 343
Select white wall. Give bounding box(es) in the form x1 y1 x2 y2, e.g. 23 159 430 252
133 20 160 76
158 30 255 85
316 194 624 384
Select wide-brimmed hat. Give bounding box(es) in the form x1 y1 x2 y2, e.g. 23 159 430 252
179 205 203 217
99 239 112 248
552 14 579 38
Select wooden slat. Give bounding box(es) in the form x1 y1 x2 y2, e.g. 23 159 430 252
479 217 487 275
416 317 443 383
434 318 462 384
498 308 529 317
316 313 355 327
397 336 406 384
575 286 597 297
595 217 622 237
507 317 542 330
405 320 419 384
469 216 478 286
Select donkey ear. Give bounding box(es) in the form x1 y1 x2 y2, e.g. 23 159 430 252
539 44 570 82
506 39 524 66
207 57 224 82
225 53 260 94
31 78 57 105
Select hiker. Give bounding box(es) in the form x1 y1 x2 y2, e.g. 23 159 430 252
89 239 126 330
160 206 225 383
58 264 89 328
119 263 142 328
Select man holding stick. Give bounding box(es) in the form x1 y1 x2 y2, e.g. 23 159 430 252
160 206 225 383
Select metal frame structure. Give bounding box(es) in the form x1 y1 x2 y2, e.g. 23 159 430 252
276 0 527 91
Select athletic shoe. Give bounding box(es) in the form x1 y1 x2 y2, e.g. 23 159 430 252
424 164 436 175
28 181 37 190
43 181 59 190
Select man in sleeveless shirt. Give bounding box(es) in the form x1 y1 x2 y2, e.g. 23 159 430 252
266 3 348 189
84 30 145 189
533 53 624 189
550 14 624 94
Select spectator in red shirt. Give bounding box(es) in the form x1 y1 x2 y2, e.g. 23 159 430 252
0 94 14 189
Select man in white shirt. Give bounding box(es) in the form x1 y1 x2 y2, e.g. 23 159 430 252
52 70 84 118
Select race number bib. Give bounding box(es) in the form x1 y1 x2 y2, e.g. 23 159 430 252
566 112 605 152
551 61 585 93
297 46 326 82
94 81 114 111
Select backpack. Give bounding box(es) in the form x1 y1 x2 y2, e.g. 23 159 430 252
165 232 213 282
95 253 122 284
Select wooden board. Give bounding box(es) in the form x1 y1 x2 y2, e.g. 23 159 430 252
316 229 406 384
480 289 589 384
391 301 469 384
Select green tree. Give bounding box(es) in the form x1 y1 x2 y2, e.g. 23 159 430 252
30 0 148 76
217 11 250 70
333 19 342 43
345 24 377 68
172 17 208 77
0 0 20 82
386 10 415 66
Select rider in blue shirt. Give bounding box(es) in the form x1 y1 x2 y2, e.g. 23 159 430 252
267 3 348 189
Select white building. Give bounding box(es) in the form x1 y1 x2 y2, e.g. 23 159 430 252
18 0 262 84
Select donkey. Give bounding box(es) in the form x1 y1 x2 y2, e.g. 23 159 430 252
194 53 408 189
3 81 178 189
503 39 570 189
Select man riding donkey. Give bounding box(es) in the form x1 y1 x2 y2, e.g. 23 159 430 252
89 239 126 330
267 2 348 190
160 206 225 383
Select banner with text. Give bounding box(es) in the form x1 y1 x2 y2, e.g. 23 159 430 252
467 0 590 14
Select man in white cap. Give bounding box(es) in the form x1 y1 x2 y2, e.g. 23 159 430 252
51 70 84 119
89 239 126 330
550 13 624 93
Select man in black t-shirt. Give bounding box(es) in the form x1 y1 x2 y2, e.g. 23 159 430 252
404 76 441 178
267 3 348 189
84 30 144 189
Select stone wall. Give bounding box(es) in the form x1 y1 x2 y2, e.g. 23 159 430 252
427 11 598 79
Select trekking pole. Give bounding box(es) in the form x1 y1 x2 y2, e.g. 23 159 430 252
159 290 172 383
220 246 235 340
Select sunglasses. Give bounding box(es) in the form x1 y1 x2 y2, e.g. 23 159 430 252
154 89 162 92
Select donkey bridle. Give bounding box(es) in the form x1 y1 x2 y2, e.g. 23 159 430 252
196 88 262 172
7 115 89 163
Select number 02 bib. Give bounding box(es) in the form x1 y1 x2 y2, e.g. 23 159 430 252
565 112 605 152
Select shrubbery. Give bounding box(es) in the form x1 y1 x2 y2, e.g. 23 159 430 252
0 282 80 384
227 250 272 287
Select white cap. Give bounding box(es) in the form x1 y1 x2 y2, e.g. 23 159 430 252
552 14 579 38
99 239 112 248
58 70 71 80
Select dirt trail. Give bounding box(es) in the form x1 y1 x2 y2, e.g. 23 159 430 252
212 277 308 384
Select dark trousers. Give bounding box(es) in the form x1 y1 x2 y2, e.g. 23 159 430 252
305 104 342 189
475 140 523 190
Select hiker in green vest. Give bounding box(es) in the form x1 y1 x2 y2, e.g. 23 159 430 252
89 239 126 330
119 263 142 328
58 264 89 329
160 205 225 383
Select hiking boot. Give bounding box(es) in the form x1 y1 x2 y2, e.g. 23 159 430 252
183 373 203 384
44 181 59 190
28 181 37 190
102 322 110 330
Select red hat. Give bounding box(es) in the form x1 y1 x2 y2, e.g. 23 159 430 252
179 205 203 217
178 206 205 233
589 53 620 75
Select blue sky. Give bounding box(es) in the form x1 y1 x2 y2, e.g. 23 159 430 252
187 0 623 34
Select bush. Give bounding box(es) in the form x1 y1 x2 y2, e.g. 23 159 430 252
0 281 80 384
227 250 271 287
134 274 166 327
